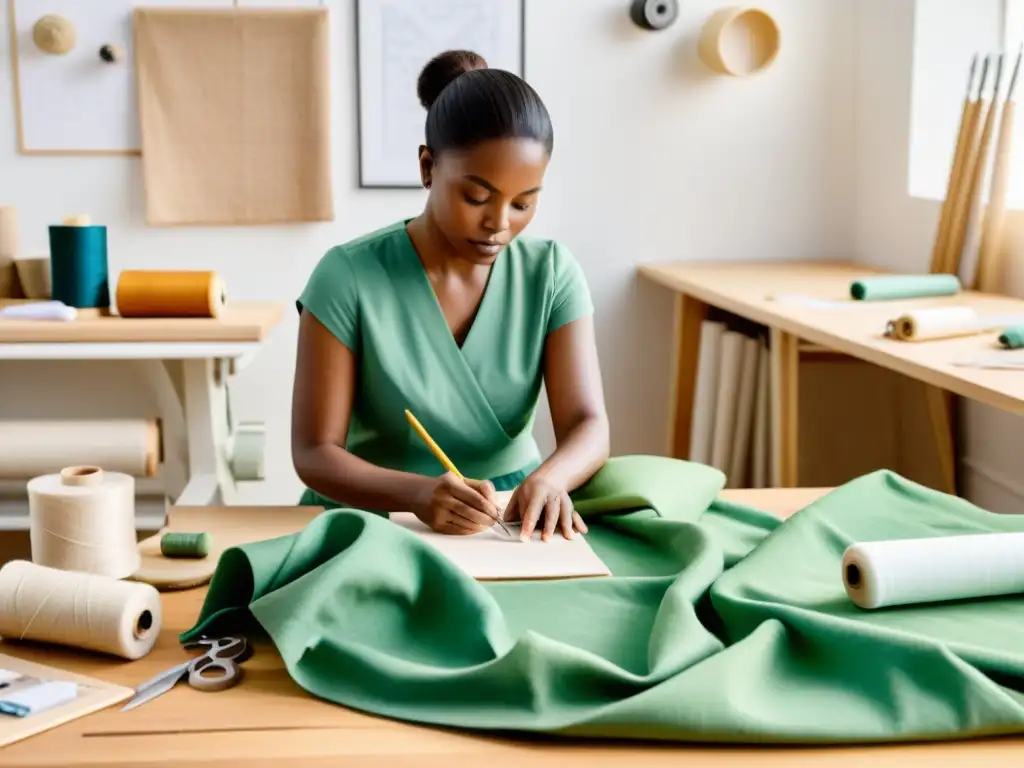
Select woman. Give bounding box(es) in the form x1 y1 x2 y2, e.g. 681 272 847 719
291 49 609 542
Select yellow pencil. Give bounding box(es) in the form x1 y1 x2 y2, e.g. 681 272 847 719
405 409 463 478
404 409 513 537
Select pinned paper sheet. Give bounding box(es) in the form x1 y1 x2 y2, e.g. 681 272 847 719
389 513 612 581
133 7 334 226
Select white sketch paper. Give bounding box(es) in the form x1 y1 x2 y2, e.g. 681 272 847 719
356 0 525 187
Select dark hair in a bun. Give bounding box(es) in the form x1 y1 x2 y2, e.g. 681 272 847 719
417 49 554 157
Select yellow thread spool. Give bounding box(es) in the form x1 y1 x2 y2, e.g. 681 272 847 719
115 270 227 319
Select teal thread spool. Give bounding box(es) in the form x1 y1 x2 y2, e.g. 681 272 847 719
160 532 211 559
48 223 110 310
849 274 961 301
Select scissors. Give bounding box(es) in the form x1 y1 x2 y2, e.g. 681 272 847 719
121 636 251 712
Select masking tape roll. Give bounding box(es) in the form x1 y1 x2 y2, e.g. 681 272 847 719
698 6 780 77
886 306 983 341
629 0 679 30
0 559 161 660
0 418 161 479
29 466 141 580
116 270 227 318
843 532 1024 610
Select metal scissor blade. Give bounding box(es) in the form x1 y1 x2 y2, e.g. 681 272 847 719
120 661 190 712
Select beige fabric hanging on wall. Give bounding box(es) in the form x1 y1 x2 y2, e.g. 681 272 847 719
133 7 334 226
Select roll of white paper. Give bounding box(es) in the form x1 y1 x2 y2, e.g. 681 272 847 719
842 532 1024 609
887 306 982 341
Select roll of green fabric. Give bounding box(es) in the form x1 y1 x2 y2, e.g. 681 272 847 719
849 274 961 301
998 325 1024 349
181 456 1024 745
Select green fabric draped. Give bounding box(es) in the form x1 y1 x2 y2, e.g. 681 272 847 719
182 456 1024 744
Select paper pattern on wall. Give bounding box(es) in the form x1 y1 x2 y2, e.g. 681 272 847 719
133 7 334 225
356 0 524 187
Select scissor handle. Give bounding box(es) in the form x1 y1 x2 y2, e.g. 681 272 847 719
183 636 250 662
187 655 243 693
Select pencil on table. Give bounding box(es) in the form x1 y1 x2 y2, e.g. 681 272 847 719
404 409 513 537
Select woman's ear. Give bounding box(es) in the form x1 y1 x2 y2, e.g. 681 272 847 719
418 145 434 189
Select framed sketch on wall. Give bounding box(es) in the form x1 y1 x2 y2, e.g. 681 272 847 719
355 0 526 188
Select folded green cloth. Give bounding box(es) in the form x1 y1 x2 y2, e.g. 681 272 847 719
183 456 1024 744
850 273 961 301
999 325 1024 349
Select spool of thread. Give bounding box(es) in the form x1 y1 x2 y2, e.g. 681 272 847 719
13 255 51 299
32 14 76 55
884 306 982 341
0 205 19 300
48 219 110 311
0 560 161 660
98 44 123 63
698 6 781 77
843 532 1024 610
629 0 679 30
28 466 140 580
999 325 1024 349
160 532 212 559
0 418 160 479
115 270 227 318
850 274 962 301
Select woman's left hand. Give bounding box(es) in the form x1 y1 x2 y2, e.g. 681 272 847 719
503 473 588 542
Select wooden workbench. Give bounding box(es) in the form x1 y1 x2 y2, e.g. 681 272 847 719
1 487 1022 766
638 259 1024 493
0 301 286 509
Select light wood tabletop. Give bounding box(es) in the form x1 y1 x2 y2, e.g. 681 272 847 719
0 301 285 344
1 488 1022 766
638 259 1024 492
639 260 1024 413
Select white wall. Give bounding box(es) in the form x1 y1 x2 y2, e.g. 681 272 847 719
0 0 858 511
856 0 1024 514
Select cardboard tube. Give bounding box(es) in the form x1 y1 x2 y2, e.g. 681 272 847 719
698 6 780 77
0 419 161 479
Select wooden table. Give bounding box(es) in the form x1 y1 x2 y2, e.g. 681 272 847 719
2 488 1023 766
638 259 1024 493
0 301 285 512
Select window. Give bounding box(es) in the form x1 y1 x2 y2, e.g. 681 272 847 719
907 0 1009 203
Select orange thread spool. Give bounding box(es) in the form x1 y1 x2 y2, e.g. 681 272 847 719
115 270 226 318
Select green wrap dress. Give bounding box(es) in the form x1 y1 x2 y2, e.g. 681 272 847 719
295 220 593 511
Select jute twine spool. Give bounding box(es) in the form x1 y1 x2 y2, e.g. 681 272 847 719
32 14 77 55
0 559 161 659
28 466 140 580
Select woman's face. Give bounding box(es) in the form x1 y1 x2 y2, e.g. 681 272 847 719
420 137 549 265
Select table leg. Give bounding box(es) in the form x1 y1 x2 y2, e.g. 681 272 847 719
925 386 958 495
770 328 799 488
133 360 189 503
667 293 709 459
177 358 238 506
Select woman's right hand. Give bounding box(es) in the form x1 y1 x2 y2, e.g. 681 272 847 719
415 472 502 535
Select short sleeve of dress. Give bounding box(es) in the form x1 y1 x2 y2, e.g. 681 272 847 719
296 246 359 351
547 242 594 334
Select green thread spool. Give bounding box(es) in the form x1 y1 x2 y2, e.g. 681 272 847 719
48 224 110 310
999 325 1024 349
849 274 961 301
160 532 211 559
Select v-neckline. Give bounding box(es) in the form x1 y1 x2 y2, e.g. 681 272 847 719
399 222 500 357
